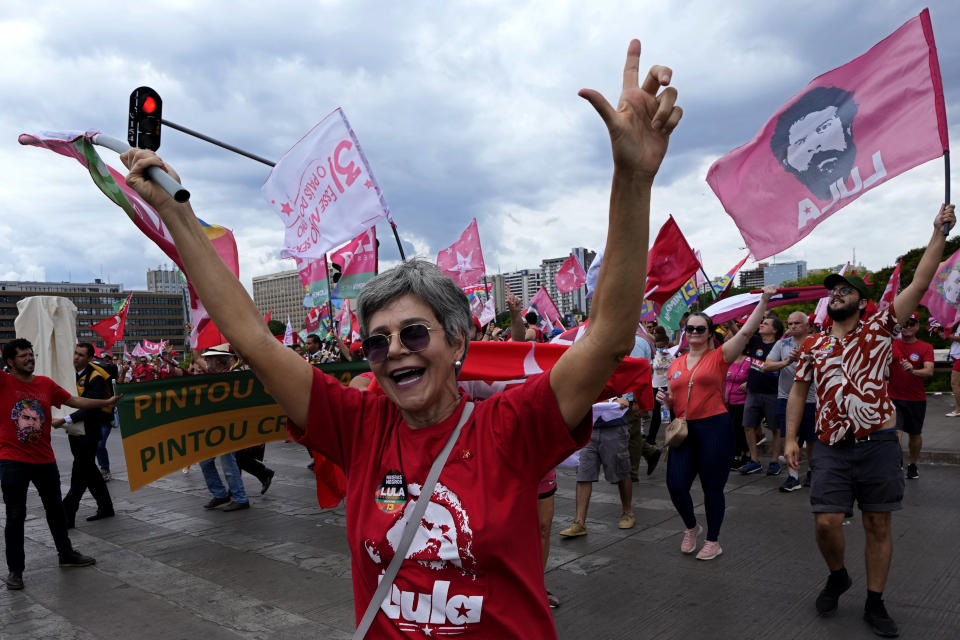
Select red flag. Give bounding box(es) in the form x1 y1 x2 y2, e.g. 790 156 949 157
645 216 701 305
264 311 272 324
89 292 132 349
525 286 563 335
877 260 901 313
555 254 587 293
437 218 486 287
707 10 948 260
310 451 347 508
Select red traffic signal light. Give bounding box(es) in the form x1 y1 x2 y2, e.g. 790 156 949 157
128 86 163 151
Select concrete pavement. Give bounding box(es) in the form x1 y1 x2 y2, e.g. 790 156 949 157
1 409 958 639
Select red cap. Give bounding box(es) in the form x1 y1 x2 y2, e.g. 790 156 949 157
350 341 363 353
908 312 920 321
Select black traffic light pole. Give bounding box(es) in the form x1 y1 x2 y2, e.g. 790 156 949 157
159 119 276 168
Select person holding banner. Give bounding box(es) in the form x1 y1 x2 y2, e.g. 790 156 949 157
785 204 955 638
120 38 681 639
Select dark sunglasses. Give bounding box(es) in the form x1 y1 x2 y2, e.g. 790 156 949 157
361 324 440 363
684 324 708 335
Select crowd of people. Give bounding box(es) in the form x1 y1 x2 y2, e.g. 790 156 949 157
1 37 956 639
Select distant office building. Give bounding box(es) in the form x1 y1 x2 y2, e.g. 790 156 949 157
147 267 188 295
493 269 543 313
763 260 808 287
0 279 187 353
252 269 306 328
739 263 767 289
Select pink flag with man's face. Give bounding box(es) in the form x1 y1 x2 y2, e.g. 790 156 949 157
706 9 948 260
555 254 587 293
921 249 960 329
437 218 486 287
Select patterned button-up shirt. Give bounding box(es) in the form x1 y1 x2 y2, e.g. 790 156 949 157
795 308 898 444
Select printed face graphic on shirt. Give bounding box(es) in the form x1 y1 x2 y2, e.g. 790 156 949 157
366 482 477 576
12 399 44 444
365 482 484 634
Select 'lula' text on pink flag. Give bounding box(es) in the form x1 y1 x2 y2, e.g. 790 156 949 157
706 9 948 260
437 218 486 287
555 254 587 293
262 108 392 260
921 249 960 329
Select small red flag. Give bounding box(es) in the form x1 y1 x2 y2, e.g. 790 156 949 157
437 218 486 287
644 216 701 305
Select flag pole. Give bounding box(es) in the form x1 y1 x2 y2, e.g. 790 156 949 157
93 134 190 203
944 150 952 236
389 221 406 261
700 267 720 297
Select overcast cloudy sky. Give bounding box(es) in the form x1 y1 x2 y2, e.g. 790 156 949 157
1 1 958 292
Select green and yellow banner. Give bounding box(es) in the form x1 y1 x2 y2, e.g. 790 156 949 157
117 361 368 490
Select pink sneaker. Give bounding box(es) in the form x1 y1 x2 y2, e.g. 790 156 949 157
696 540 723 560
681 524 702 554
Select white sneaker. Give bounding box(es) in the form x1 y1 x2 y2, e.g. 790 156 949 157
946 411 960 417
778 455 786 465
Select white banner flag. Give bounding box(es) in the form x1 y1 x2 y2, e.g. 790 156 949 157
262 108 392 259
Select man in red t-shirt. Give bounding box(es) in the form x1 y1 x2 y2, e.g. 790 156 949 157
1 338 119 590
889 312 935 480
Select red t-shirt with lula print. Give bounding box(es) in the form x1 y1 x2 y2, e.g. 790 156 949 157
795 307 899 444
0 371 72 464
287 368 591 639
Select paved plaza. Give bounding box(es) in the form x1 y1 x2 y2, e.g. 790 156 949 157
2 396 960 639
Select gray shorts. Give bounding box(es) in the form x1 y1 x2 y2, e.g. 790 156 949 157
577 424 630 483
743 392 778 430
810 435 904 518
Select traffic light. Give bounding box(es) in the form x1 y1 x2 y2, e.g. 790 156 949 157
128 86 163 150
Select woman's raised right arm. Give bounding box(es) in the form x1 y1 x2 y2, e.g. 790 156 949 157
121 150 313 426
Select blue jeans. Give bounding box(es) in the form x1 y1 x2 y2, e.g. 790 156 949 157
96 422 113 471
666 413 735 542
200 453 247 503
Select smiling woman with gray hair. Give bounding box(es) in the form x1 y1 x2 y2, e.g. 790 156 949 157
119 38 681 639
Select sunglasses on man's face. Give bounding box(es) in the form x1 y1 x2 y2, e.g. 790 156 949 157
831 286 856 297
684 324 708 335
361 323 441 363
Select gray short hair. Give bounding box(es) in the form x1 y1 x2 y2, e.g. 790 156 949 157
356 259 472 348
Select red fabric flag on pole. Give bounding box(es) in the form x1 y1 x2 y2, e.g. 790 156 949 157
305 307 322 333
644 216 701 305
555 254 587 293
921 249 960 328
437 218 486 287
877 260 902 313
89 292 132 349
707 9 949 260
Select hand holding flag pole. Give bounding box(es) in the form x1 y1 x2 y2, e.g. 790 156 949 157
93 134 190 203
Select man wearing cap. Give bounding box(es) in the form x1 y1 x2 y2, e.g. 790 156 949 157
197 345 250 512
785 203 955 637
889 312 934 480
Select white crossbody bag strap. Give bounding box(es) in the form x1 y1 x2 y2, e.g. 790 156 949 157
352 402 475 639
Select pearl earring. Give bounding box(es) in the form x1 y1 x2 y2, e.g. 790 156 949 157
455 360 462 367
